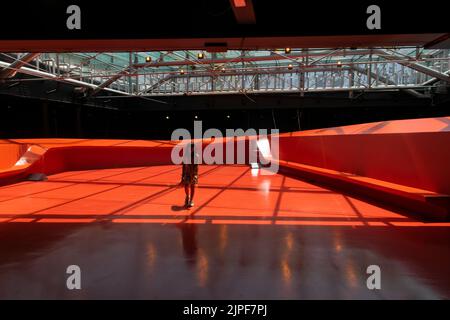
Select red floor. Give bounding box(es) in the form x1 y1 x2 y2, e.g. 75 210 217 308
0 165 449 298
1 164 448 226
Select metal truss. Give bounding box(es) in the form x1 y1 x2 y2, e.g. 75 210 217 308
0 48 449 97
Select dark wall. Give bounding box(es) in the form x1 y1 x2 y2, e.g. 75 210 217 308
1 93 449 140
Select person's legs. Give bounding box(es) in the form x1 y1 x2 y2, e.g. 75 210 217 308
189 184 196 207
184 184 190 206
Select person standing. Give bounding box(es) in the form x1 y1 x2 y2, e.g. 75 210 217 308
181 143 199 208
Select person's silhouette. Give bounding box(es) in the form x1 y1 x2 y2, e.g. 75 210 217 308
180 143 199 208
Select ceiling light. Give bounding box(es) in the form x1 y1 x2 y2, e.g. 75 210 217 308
233 0 247 7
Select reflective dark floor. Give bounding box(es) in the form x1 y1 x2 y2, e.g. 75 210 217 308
0 165 449 299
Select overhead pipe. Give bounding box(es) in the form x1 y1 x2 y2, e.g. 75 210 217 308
374 49 450 83
0 60 129 96
0 53 40 79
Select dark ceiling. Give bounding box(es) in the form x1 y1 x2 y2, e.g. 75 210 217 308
0 0 448 51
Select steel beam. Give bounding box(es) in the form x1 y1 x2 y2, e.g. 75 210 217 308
0 60 128 96
351 64 430 98
375 49 450 83
90 57 161 95
141 74 174 94
0 53 40 79
132 50 373 69
422 70 450 85
90 66 134 95
137 85 437 97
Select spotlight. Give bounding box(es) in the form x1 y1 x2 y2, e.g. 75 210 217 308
194 115 198 119
165 115 170 120
337 61 342 68
288 64 293 70
226 115 231 119
180 69 185 75
221 67 226 72
145 56 152 63
284 47 292 54
197 52 205 59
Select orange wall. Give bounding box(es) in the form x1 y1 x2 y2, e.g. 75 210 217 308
278 131 450 195
40 146 174 174
0 143 28 170
0 137 253 185
1 118 449 197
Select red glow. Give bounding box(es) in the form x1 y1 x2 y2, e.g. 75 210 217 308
275 220 365 226
10 218 35 223
233 0 247 8
37 218 96 223
212 219 272 225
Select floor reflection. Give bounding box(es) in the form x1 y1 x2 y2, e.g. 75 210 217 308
0 165 448 299
178 223 198 267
